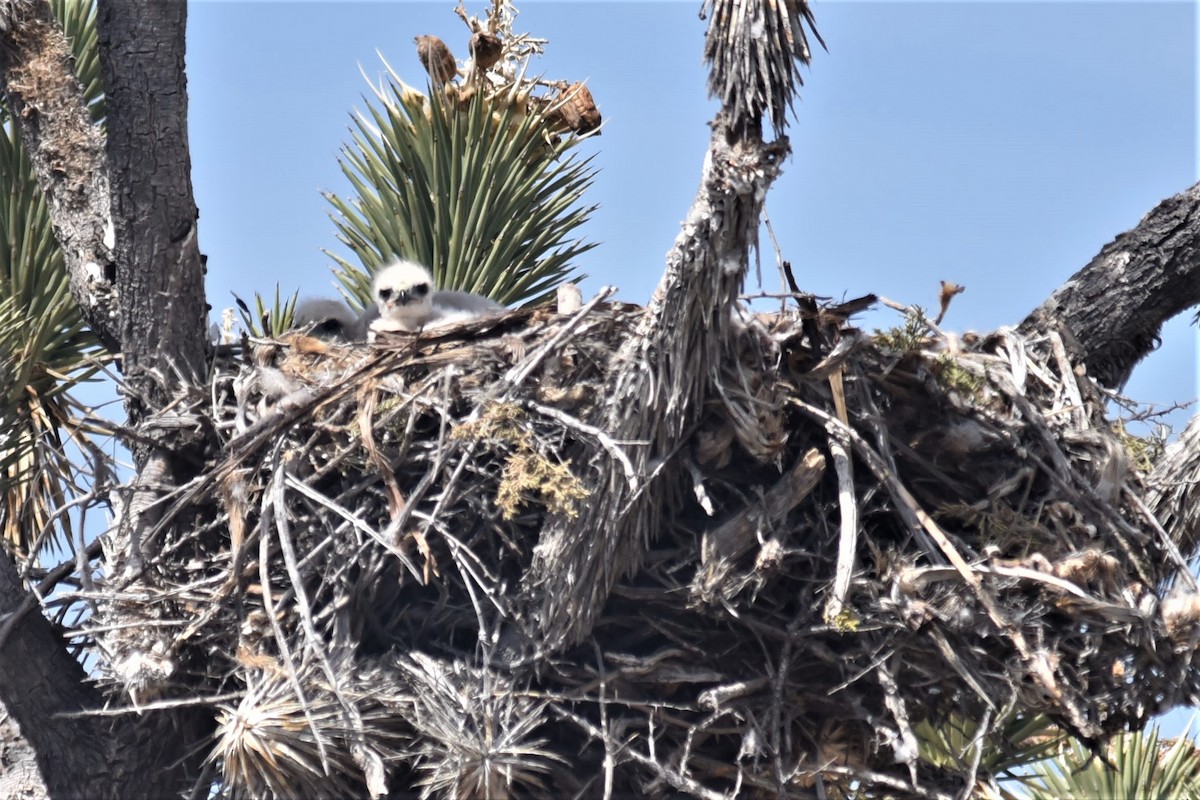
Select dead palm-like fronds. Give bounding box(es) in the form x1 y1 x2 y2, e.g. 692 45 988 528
701 0 824 136
398 653 562 800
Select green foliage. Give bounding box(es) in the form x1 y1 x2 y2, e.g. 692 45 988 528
1113 418 1167 475
1024 724 1200 800
917 713 1064 790
325 62 597 310
934 353 983 396
874 305 934 352
0 0 106 558
233 287 300 339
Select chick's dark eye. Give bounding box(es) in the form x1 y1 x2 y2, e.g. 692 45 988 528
378 288 393 301
412 283 430 298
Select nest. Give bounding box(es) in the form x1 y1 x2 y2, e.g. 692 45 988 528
90 293 1200 799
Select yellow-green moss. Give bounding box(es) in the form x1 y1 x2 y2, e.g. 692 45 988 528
454 402 590 520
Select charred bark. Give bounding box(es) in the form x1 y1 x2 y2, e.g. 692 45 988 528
0 1 213 795
0 549 118 799
1020 181 1200 390
97 0 209 428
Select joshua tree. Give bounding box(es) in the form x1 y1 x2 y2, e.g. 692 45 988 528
3 1 1200 798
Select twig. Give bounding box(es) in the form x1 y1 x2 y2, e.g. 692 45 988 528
823 423 857 624
692 447 826 603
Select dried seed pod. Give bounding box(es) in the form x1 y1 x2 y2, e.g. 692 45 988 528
935 279 965 325
549 82 601 135
414 34 457 85
469 31 503 72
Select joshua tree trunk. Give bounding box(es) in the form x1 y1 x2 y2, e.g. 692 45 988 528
0 0 210 796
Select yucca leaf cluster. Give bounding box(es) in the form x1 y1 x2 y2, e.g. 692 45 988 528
326 62 598 310
1024 724 1200 800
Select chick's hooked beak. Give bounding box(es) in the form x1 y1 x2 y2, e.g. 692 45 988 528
379 283 430 309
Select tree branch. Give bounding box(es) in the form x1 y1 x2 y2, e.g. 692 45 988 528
0 0 119 351
0 549 119 798
1020 181 1200 389
518 0 821 653
97 0 209 427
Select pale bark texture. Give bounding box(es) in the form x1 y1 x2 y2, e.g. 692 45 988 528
514 0 817 654
0 0 118 351
517 117 793 652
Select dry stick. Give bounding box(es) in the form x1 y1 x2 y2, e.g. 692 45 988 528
1048 330 1086 426
1126 491 1199 593
379 290 617 581
928 627 994 709
283 474 422 582
357 384 406 517
823 421 857 624
989 368 1161 586
591 640 616 800
958 704 993 800
821 762 955 800
0 537 103 649
258 450 333 773
770 629 797 797
59 690 248 717
434 524 507 644
528 401 638 487
502 286 615 388
550 705 729 800
272 460 387 798
877 659 920 784
692 447 826 601
790 398 1099 738
905 563 1140 621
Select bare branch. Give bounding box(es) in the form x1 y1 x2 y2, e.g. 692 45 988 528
1021 180 1200 389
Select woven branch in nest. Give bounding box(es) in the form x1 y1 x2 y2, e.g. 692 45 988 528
84 297 1200 799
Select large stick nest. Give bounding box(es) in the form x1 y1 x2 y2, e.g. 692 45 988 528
92 294 1200 799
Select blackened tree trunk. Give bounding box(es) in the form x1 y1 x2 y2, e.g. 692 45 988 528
0 0 211 796
97 0 209 429
0 550 111 799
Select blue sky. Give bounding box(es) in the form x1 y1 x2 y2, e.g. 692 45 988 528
187 1 1197 420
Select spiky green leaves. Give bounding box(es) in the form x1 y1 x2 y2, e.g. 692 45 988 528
234 286 299 339
0 0 106 558
326 64 597 310
1024 725 1200 800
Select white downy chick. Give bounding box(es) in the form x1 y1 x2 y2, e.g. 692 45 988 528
356 259 506 338
369 260 435 333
